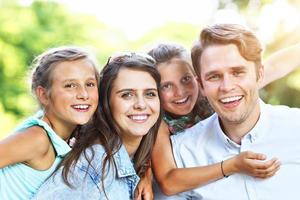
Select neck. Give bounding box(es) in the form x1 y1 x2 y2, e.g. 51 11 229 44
220 103 261 145
42 114 76 142
165 111 192 119
123 136 143 158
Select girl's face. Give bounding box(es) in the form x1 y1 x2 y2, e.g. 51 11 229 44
109 68 160 145
158 58 199 118
43 59 99 129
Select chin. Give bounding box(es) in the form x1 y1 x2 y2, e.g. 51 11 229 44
74 118 91 125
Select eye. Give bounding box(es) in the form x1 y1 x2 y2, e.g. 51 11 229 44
207 74 221 81
161 83 172 91
145 90 157 98
64 83 77 88
232 70 244 77
182 75 192 83
121 92 133 99
86 81 96 87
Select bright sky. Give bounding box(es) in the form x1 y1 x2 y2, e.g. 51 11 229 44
58 0 219 39
58 0 300 43
22 0 300 43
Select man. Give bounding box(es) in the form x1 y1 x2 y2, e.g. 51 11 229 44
169 24 300 199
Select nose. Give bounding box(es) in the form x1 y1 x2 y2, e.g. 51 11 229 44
219 74 235 92
173 85 185 97
76 86 89 100
133 96 146 110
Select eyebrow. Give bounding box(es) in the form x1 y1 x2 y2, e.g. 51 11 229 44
62 77 97 82
204 66 246 77
116 88 158 94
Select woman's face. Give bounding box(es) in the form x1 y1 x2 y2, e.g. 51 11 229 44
157 58 199 118
109 68 160 145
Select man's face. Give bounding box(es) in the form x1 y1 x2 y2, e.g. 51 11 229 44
199 44 263 126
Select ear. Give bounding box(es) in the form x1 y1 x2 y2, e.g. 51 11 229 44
257 64 264 85
35 86 49 107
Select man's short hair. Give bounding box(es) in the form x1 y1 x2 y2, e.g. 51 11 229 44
191 24 263 79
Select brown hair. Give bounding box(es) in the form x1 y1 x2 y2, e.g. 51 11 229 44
191 24 263 80
148 43 212 120
31 46 100 107
60 52 162 198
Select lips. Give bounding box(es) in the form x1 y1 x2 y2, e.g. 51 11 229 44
128 114 149 122
71 104 91 112
173 96 189 104
219 95 243 109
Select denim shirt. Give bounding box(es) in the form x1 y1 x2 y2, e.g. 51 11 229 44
32 144 140 200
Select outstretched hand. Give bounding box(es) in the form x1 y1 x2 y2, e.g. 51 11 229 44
225 151 281 178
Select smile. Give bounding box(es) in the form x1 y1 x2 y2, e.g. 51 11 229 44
128 114 149 122
71 104 91 111
173 96 189 104
220 95 243 104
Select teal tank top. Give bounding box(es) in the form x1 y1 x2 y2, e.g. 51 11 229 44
0 112 71 200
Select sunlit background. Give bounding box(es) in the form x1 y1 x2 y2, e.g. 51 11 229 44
1 0 300 137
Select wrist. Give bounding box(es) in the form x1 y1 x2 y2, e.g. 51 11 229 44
221 161 229 178
222 158 237 176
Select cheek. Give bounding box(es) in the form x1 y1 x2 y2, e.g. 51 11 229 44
200 83 214 97
149 99 161 114
160 90 173 104
190 82 199 95
91 88 99 100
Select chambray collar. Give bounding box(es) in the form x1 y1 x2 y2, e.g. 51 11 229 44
114 145 137 178
214 99 269 147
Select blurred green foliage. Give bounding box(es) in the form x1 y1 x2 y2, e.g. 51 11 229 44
0 0 300 138
0 1 115 136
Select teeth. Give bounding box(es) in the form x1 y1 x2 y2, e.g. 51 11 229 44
73 105 89 109
130 115 148 120
174 97 188 104
220 96 242 103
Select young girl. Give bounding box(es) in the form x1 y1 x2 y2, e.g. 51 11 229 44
32 52 162 199
0 46 99 199
143 43 300 199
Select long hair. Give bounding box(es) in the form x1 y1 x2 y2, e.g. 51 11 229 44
60 52 162 194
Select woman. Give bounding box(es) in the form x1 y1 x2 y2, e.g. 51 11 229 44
33 52 162 200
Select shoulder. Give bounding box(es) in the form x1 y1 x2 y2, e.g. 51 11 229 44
20 126 51 156
72 144 115 186
263 103 300 121
76 144 106 171
171 113 217 144
0 125 51 164
172 114 217 139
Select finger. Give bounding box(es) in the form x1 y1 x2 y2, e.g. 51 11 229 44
244 151 267 161
254 161 281 178
134 188 142 200
142 192 154 200
257 158 280 170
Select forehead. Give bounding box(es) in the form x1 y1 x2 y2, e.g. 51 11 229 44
157 58 194 80
51 59 96 81
200 44 253 74
112 68 157 90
